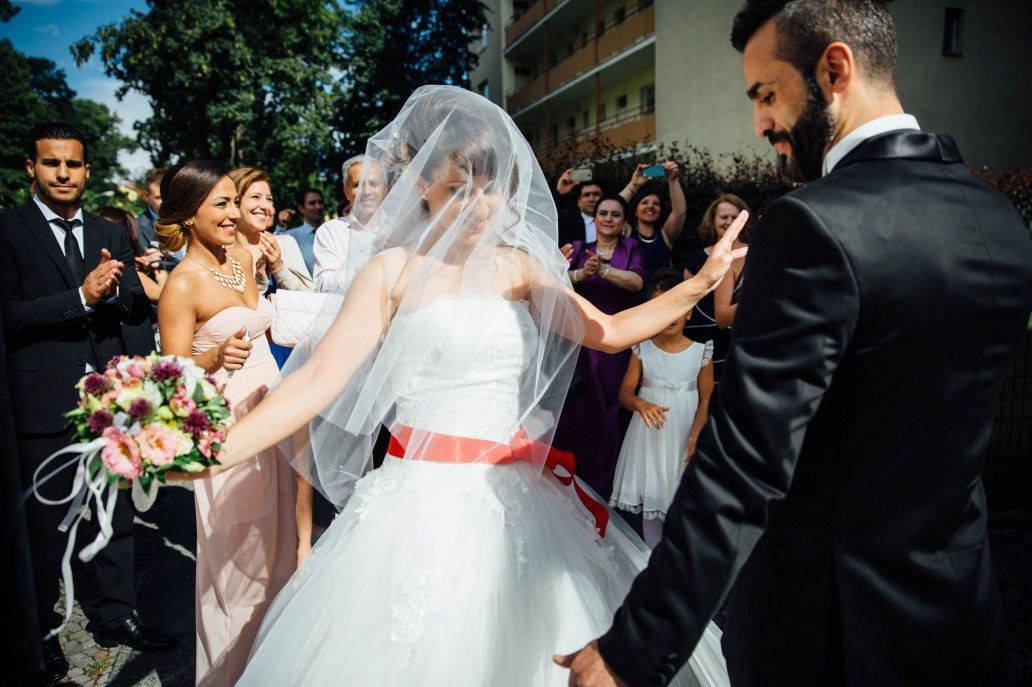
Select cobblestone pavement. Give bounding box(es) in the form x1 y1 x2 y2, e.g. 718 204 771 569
55 489 1031 686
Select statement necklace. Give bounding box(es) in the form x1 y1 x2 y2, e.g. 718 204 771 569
186 252 246 293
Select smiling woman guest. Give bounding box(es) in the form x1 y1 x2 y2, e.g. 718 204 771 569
229 167 314 292
553 195 647 499
618 161 687 295
155 161 304 687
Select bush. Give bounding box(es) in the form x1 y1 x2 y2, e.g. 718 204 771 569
979 167 1032 232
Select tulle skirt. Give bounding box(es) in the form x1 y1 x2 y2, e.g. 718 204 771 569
237 456 728 686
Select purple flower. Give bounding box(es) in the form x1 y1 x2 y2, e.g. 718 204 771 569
128 398 152 420
83 373 109 397
86 409 114 434
150 360 183 383
183 410 210 435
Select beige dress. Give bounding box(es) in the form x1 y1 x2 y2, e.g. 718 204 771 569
191 299 297 686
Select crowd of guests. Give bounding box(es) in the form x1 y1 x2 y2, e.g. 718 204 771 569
4 119 754 686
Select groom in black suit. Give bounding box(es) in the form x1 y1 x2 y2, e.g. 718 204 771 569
0 122 172 684
560 1 1032 685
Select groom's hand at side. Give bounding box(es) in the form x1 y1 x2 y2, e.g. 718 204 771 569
553 641 627 687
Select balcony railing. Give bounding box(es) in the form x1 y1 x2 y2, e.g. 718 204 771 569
505 1 549 47
536 109 657 155
506 2 655 113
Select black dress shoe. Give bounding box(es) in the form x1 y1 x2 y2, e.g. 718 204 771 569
93 610 176 651
42 636 69 685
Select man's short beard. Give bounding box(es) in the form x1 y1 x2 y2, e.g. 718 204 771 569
773 73 836 184
36 182 83 209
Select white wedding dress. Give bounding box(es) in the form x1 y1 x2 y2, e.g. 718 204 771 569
237 296 729 686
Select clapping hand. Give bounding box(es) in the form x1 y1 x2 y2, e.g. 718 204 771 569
134 247 162 273
695 210 749 293
258 232 283 272
637 400 669 429
582 250 602 276
83 248 124 305
560 243 574 261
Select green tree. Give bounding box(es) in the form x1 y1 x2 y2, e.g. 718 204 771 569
334 0 489 160
0 38 133 210
72 0 345 211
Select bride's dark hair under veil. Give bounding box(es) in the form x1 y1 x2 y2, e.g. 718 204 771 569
277 85 584 509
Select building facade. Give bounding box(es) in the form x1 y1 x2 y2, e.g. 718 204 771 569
470 0 1032 171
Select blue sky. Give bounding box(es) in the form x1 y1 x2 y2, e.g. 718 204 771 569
1 0 152 176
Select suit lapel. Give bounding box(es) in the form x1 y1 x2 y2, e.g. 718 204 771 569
835 131 963 171
18 202 75 288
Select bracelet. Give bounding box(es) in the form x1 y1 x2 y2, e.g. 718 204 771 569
600 264 611 279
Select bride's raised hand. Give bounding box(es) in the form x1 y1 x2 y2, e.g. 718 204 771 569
694 210 749 293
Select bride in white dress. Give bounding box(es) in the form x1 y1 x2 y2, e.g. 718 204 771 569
195 86 746 686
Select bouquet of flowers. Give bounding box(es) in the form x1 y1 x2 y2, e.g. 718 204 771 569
65 352 231 495
32 353 231 638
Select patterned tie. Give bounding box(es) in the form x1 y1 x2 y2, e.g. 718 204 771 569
54 218 85 285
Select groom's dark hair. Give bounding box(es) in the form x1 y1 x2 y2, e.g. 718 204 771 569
730 0 898 87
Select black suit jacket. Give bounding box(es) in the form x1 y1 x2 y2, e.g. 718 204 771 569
598 131 1032 686
557 207 588 246
0 201 150 434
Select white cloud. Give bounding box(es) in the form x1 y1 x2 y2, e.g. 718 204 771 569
33 23 61 36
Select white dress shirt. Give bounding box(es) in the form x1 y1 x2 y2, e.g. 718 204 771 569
581 212 597 243
312 214 378 295
822 113 921 176
33 195 102 314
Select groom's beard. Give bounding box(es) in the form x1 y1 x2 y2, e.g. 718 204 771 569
767 74 836 184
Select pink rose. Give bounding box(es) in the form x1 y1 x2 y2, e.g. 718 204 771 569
170 390 196 418
125 362 147 380
101 427 142 479
197 430 226 459
136 423 179 467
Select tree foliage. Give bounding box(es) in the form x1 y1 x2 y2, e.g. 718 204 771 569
333 0 489 160
0 39 133 210
72 0 344 210
72 0 488 212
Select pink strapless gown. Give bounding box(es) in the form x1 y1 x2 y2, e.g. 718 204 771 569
190 300 297 687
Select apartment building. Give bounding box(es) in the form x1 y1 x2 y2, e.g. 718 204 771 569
470 0 1032 170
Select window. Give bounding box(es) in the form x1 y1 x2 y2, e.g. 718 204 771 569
549 125 559 146
599 102 607 124
942 8 963 57
479 23 489 52
616 94 628 111
567 116 576 132
640 83 655 114
477 80 489 99
582 110 590 128
614 7 626 24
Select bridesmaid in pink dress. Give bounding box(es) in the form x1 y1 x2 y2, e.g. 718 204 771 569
154 162 302 686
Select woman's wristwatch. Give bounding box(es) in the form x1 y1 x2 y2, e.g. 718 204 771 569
600 263 612 279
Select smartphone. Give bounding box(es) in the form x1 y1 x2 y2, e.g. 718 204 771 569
569 168 593 183
642 164 666 178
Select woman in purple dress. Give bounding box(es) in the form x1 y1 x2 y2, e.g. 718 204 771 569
554 196 646 498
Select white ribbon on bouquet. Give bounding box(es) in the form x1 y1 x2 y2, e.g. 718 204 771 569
31 438 159 639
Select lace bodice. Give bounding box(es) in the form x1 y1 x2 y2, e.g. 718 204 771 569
391 296 537 442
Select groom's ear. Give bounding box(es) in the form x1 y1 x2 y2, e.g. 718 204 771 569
818 41 854 96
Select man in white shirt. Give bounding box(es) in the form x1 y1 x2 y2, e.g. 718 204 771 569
313 155 387 294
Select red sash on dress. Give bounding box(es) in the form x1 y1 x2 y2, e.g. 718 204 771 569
387 425 609 537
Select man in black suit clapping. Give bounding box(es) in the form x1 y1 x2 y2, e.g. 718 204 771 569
559 1 1032 685
0 123 173 685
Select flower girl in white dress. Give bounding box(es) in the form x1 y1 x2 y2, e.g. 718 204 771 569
611 274 715 548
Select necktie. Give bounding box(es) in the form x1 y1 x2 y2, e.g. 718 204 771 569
55 218 85 285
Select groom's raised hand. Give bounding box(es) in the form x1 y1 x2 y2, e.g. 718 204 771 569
553 641 627 687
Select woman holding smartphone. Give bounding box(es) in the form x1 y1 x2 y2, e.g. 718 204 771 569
618 161 686 295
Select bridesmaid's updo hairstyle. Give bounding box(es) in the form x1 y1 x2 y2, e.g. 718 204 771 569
155 161 229 253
